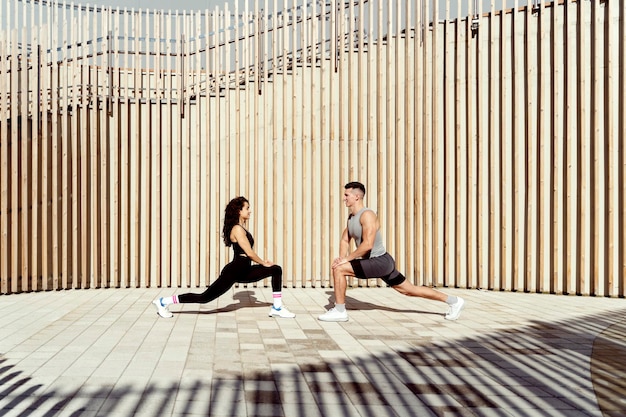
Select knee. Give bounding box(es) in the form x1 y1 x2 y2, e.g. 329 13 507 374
271 264 282 277
393 285 410 295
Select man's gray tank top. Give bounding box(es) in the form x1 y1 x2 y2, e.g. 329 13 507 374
347 208 386 258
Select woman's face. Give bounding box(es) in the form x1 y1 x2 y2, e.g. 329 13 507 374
239 202 251 222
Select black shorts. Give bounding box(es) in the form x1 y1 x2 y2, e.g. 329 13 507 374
349 253 406 286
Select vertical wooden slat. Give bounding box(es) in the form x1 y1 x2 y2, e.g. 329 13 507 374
614 2 626 296
130 8 141 287
537 0 551 294
413 0 421 285
591 0 605 296
525 3 538 293
16 27 32 291
191 11 202 289
382 0 392 279
477 2 489 290
61 4 70 290
456 1 467 289
274 0 285 273
606 0 619 297
444 4 454 287
51 10 60 291
403 0 414 285
304 0 313 287
161 9 172 287
564 0 577 296
0 37 8 294
578 0 592 295
395 0 405 280
90 12 99 289
422 0 432 286
31 29 40 292
20 27 30 292
552 1 565 294
11 28 18 294
512 0 526 293
466 0 478 289
292 0 303 288
41 27 50 291
152 9 162 288
200 9 210 286
211 6 221 282
80 9 89 290
171 11 181 288
501 6 513 292
120 9 130 288
140 10 152 289
177 12 193 287
490 0 501 291
110 8 120 288
327 0 338 289
100 9 109 289
69 3 80 289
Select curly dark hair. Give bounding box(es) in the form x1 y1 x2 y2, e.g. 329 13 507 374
222 196 249 246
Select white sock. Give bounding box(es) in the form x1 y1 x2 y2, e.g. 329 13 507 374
445 295 458 305
272 292 282 308
334 303 346 313
160 295 178 306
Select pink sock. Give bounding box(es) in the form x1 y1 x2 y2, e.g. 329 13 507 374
272 292 282 308
161 295 178 306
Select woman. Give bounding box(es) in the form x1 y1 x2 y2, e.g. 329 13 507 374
152 196 295 319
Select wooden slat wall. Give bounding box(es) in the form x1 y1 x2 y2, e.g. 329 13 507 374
0 0 624 297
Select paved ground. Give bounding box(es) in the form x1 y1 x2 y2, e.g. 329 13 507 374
1 286 625 417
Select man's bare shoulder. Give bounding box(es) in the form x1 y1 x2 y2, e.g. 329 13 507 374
360 208 378 223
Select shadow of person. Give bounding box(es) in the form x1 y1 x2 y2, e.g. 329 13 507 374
324 291 442 317
176 290 272 315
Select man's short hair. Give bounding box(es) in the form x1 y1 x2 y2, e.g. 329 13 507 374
345 181 366 196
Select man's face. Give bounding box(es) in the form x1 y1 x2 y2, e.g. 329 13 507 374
343 188 359 207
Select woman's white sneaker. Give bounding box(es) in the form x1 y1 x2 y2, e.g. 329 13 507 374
152 298 174 318
269 306 296 318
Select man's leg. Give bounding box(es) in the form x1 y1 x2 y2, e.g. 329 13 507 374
331 262 354 304
318 262 354 322
391 279 465 320
391 279 448 302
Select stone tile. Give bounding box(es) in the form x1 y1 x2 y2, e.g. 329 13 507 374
0 287 625 417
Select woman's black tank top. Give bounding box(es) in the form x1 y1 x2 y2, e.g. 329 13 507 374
232 229 254 256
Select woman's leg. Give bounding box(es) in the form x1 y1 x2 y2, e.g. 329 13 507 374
235 264 293 317
176 259 247 304
236 264 282 292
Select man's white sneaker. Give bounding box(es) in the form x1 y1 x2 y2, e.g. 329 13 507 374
445 297 465 321
152 298 173 318
269 306 296 318
318 307 349 322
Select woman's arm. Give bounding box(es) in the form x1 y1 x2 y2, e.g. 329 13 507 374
231 225 274 266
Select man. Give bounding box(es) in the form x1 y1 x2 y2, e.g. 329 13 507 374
318 181 465 322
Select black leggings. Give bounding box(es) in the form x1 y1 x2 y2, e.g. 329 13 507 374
177 256 282 304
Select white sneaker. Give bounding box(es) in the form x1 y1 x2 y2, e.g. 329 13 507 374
445 297 465 321
152 298 173 318
318 307 349 322
269 305 296 318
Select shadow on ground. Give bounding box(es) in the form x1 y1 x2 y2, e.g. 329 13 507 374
1 302 625 417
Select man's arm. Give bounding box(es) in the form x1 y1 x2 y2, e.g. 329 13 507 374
332 227 351 269
346 209 377 261
332 210 378 269
338 227 350 257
